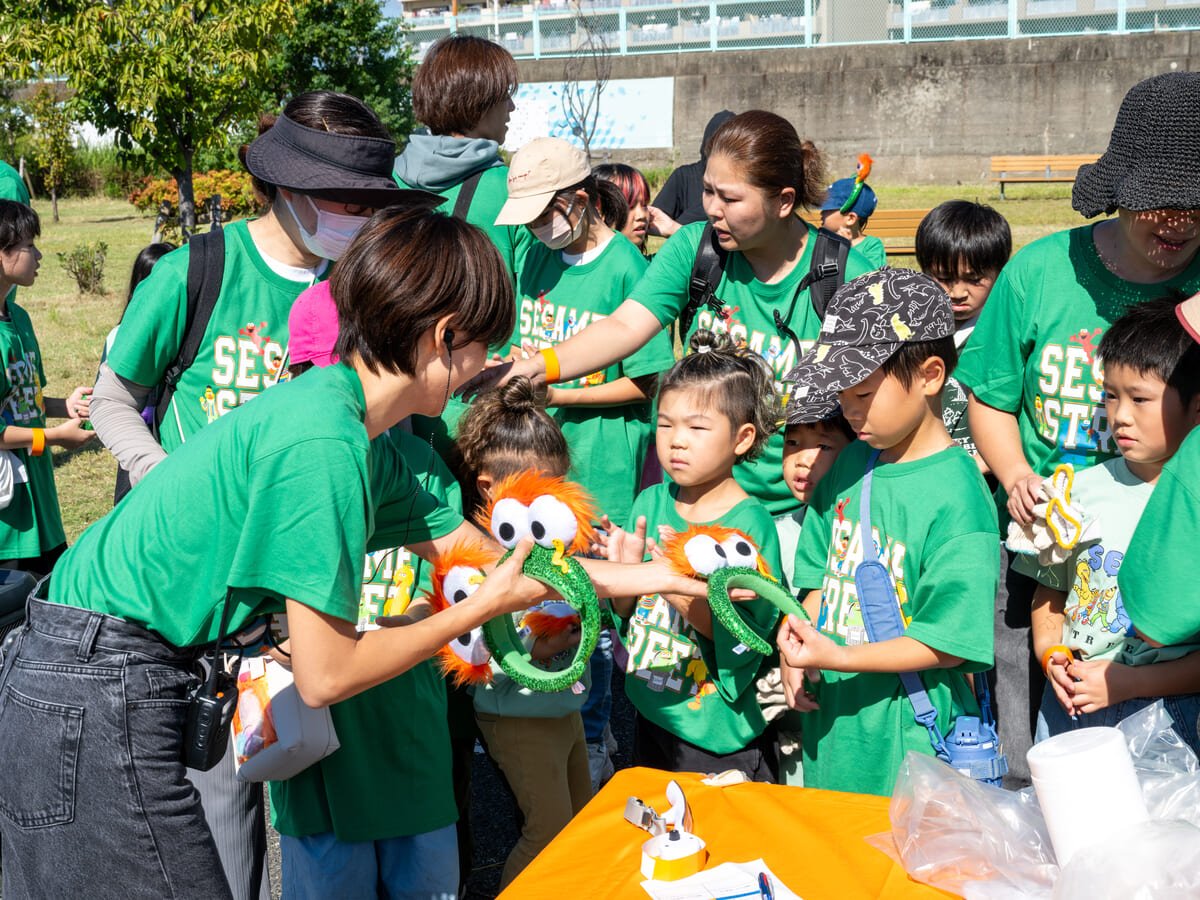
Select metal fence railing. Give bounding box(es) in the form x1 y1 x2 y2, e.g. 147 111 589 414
398 0 1200 59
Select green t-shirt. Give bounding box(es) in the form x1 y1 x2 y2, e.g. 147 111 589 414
1121 428 1200 646
403 166 533 459
49 365 464 646
1021 458 1197 666
510 234 673 525
618 481 783 755
630 222 876 515
792 440 997 796
0 294 65 556
957 225 1200 481
106 219 319 452
0 161 30 205
270 430 460 842
855 235 887 269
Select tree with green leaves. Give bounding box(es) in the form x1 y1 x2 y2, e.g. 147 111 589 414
24 86 74 223
0 0 295 235
269 0 417 142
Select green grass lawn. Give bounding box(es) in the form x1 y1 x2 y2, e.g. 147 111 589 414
26 186 1085 543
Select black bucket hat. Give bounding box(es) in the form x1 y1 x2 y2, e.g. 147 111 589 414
783 269 953 398
1073 72 1200 218
245 113 441 210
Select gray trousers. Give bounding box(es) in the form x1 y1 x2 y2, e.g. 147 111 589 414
990 546 1039 787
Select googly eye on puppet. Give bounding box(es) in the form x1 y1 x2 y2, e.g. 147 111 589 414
428 542 500 687
663 525 808 656
476 471 601 693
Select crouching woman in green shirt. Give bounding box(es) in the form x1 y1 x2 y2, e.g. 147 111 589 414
0 208 700 900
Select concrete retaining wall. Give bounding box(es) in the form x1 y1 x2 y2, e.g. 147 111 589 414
515 32 1198 183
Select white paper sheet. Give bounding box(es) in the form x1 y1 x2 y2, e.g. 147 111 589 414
641 859 801 900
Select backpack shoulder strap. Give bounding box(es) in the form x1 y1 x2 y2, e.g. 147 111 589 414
855 449 949 759
798 227 852 320
153 229 225 437
452 171 484 221
680 223 728 339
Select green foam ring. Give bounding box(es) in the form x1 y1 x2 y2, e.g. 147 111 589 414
481 545 600 693
705 567 812 656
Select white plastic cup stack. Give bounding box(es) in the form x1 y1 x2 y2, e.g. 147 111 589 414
1027 726 1148 867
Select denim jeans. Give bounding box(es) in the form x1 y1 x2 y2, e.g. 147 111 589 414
0 598 233 899
1034 680 1200 756
280 824 458 900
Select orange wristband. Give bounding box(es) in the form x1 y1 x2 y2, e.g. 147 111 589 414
539 347 561 384
1041 644 1073 678
29 428 45 457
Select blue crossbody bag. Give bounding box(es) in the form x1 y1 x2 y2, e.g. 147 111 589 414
855 449 1007 785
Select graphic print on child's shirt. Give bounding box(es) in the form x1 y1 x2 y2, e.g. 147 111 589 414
625 594 718 711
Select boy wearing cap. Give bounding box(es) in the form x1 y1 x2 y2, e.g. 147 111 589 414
777 269 998 797
821 176 886 270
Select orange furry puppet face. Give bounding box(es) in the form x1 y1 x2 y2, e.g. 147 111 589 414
476 470 597 557
428 541 501 687
662 525 772 579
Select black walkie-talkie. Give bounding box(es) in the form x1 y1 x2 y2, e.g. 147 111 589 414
183 590 241 771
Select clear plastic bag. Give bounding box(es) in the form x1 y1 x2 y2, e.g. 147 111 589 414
871 701 1200 898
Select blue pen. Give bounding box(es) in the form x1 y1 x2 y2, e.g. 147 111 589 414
758 871 775 900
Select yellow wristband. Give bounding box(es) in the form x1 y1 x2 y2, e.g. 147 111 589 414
1041 644 1073 678
539 347 561 384
30 428 45 457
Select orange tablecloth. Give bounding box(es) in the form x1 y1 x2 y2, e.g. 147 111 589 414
502 767 951 899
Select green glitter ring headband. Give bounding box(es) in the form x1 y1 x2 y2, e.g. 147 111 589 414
482 546 600 693
706 567 811 655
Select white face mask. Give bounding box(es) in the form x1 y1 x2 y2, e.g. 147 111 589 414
286 193 368 261
530 197 586 251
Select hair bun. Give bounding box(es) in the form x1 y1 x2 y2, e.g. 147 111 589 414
688 329 734 356
499 375 539 412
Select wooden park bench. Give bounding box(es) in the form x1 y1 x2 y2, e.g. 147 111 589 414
800 208 930 257
989 154 1099 199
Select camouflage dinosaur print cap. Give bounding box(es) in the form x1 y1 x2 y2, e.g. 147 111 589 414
783 268 953 398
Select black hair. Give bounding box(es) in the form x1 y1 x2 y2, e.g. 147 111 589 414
451 377 570 516
549 175 626 234
915 200 1012 281
125 242 175 308
1099 294 1200 406
881 336 959 389
659 330 778 462
786 413 855 444
0 200 39 253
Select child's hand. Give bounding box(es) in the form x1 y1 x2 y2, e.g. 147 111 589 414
779 658 820 712
646 206 679 238
49 419 97 450
1006 472 1044 526
1065 658 1131 714
65 386 92 420
600 515 654 564
777 614 842 672
1044 652 1078 717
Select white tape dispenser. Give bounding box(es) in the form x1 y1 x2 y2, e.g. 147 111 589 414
623 779 708 881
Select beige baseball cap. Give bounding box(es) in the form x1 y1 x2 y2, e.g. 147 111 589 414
1178 291 1200 345
494 137 590 226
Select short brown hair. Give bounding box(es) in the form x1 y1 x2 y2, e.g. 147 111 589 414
705 111 826 210
412 36 518 135
331 207 515 376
